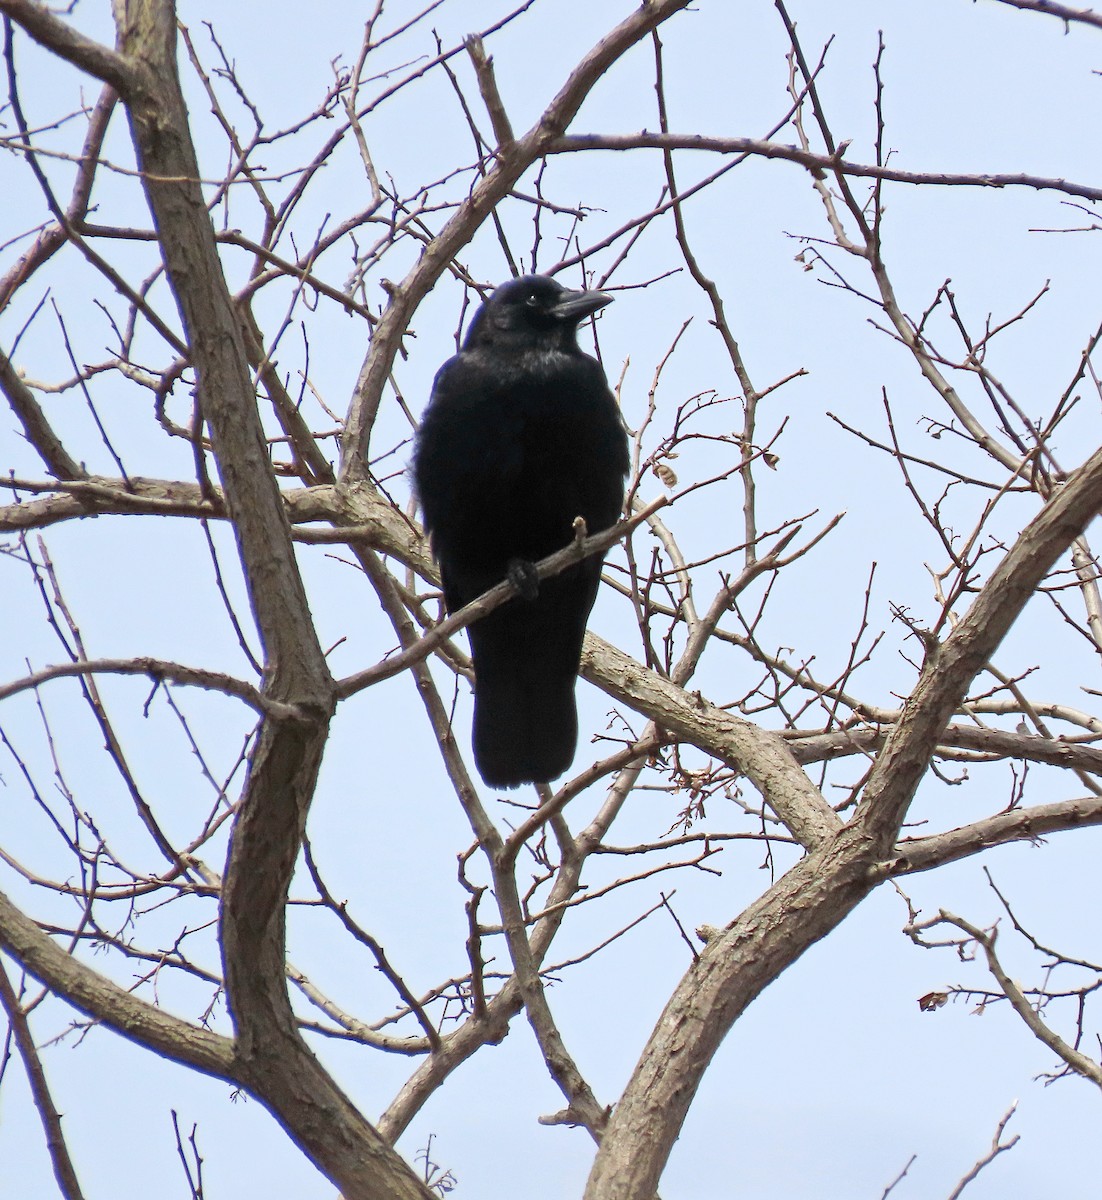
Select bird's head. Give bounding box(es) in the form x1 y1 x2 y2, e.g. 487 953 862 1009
463 274 612 352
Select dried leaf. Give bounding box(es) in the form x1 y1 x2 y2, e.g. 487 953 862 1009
654 462 678 488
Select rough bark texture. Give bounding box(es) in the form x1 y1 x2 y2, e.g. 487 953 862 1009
3 3 1099 1198
106 5 430 1198
583 445 1102 1198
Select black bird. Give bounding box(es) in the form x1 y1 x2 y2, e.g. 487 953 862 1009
413 274 629 788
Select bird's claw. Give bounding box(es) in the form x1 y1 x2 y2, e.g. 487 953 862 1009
507 558 540 601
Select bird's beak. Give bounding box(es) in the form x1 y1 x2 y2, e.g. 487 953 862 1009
551 288 613 322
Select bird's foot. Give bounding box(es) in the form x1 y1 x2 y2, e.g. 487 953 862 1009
506 557 540 601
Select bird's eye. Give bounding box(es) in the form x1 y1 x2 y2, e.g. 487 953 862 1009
525 295 540 307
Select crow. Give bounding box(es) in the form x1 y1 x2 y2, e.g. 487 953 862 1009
413 274 629 788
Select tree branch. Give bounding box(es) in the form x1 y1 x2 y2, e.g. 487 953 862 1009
0 2 134 96
859 442 1102 852
550 131 1102 205
877 795 1102 877
0 958 87 1200
586 441 1102 1198
0 886 235 1079
0 656 291 715
923 910 1102 1088
990 0 1102 31
583 635 842 850
337 0 695 478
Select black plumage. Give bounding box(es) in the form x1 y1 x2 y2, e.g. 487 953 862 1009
413 274 629 788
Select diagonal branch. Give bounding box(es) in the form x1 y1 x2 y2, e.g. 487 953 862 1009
583 635 841 850
0 80 117 313
337 0 695 478
586 443 1102 1199
464 34 514 148
925 910 1102 1088
0 2 134 95
0 886 235 1079
859 442 1102 852
583 823 872 1200
0 958 87 1200
335 496 667 698
0 348 83 479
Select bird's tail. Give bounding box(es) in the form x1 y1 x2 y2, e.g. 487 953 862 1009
466 568 596 789
472 656 579 789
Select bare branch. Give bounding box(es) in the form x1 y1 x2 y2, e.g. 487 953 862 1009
879 796 1102 877
0 3 134 96
0 348 83 479
0 656 290 716
336 496 668 698
918 910 1102 1088
465 35 514 149
859 443 1102 850
338 0 695 477
584 635 841 850
946 1103 1020 1200
0 887 235 1079
551 131 1102 206
0 959 86 1200
989 0 1102 30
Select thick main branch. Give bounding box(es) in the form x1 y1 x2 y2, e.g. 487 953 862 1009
585 443 1102 1199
